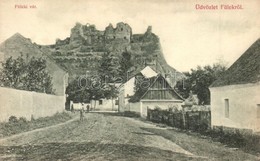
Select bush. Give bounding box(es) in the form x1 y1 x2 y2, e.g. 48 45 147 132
8 116 18 123
207 128 260 153
0 112 72 138
18 117 27 123
154 106 161 111
244 134 260 153
2 116 29 136
123 111 140 118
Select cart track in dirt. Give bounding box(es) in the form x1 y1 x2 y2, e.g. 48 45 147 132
0 113 258 161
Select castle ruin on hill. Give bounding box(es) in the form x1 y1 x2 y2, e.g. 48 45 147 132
45 22 184 84
56 22 133 48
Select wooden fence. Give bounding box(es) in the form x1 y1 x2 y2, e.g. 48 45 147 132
147 108 211 132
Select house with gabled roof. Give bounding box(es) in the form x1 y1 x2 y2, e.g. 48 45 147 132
0 33 69 96
118 66 158 113
209 38 260 132
118 66 184 117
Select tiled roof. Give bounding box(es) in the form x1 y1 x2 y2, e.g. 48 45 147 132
211 38 260 87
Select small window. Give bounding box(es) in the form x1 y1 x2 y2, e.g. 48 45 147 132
121 28 123 31
225 99 229 118
257 104 260 118
99 100 103 105
124 37 126 39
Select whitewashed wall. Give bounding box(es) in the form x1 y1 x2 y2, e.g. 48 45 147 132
90 98 118 111
122 100 183 117
210 83 260 132
125 102 140 114
71 103 90 110
124 77 135 97
118 87 125 112
0 87 66 122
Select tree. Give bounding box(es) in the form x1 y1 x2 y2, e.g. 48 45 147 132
65 77 90 103
102 83 119 110
175 72 192 99
0 55 54 94
66 75 119 109
119 51 132 82
0 56 26 88
98 52 119 83
24 57 54 93
175 63 227 105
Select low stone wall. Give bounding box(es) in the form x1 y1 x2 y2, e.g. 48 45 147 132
0 87 65 122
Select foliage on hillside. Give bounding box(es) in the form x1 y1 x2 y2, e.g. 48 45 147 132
42 23 183 81
66 51 133 105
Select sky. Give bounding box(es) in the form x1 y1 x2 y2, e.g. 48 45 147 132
0 0 259 72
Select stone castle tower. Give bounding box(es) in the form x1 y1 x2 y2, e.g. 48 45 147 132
69 22 132 47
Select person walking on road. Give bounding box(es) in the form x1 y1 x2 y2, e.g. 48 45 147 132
87 105 90 112
80 109 84 121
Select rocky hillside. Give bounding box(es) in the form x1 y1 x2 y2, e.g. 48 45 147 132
0 22 184 85
43 22 184 82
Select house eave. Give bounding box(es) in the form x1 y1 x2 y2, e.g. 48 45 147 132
209 82 260 90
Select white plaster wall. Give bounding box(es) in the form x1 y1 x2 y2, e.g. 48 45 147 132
125 102 140 114
90 98 118 111
72 103 90 111
0 87 65 122
210 83 260 132
118 87 125 112
124 77 135 97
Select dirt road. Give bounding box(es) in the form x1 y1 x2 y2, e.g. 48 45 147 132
0 113 258 160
